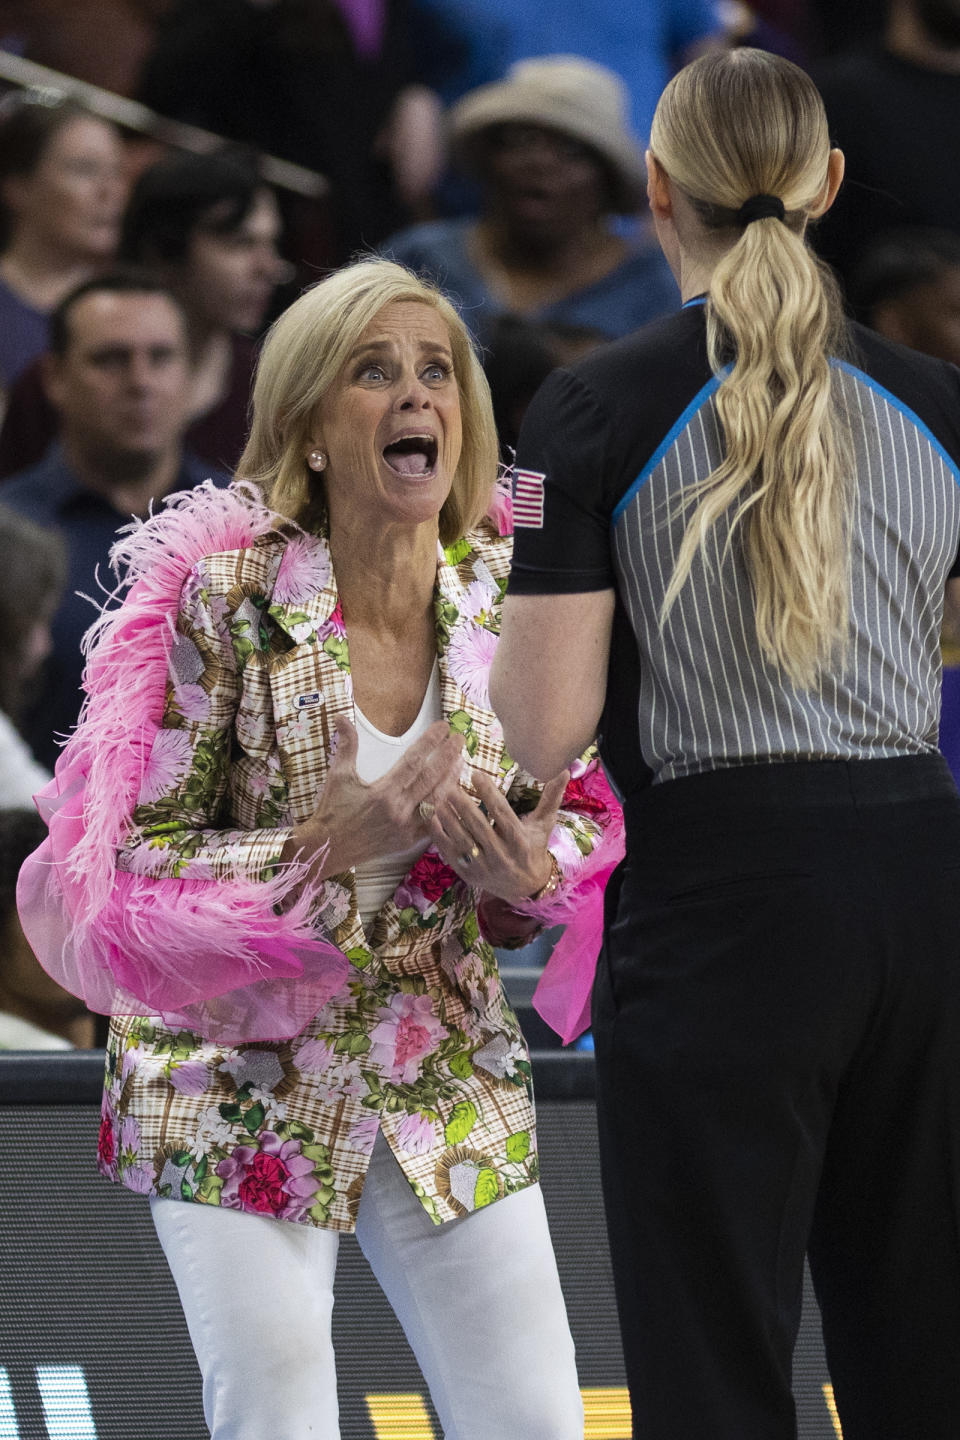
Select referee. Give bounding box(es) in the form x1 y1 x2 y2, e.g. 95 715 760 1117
492 47 960 1440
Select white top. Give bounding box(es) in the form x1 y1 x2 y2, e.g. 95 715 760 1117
0 710 51 809
354 662 443 928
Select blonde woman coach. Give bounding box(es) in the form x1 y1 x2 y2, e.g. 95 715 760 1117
493 48 960 1440
20 259 624 1438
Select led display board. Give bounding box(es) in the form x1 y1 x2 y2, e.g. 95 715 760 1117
0 1053 839 1439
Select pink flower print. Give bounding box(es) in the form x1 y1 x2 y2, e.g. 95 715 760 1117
294 1036 336 1074
395 1111 438 1155
548 824 582 877
461 578 498 624
120 1043 146 1082
168 1059 211 1095
347 1114 380 1155
368 993 448 1084
120 1116 142 1154
487 477 513 536
273 534 332 605
245 769 271 799
316 600 346 644
139 728 194 804
97 1095 117 1175
124 1164 155 1194
446 622 497 709
218 1132 322 1221
395 851 458 913
173 683 211 723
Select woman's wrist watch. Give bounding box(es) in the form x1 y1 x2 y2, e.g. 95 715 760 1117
528 851 561 902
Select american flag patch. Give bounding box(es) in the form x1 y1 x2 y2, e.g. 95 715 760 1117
513 468 546 528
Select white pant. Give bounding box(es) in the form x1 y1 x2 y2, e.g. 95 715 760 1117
151 1130 583 1439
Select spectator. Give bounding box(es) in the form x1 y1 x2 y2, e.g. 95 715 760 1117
812 0 960 295
384 58 679 349
2 272 228 770
459 0 725 143
0 0 175 98
0 507 65 806
135 0 467 258
0 149 285 480
849 225 960 362
0 807 95 1048
0 92 126 396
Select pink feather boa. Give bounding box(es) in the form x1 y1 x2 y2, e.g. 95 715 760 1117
16 481 349 1043
515 762 625 1045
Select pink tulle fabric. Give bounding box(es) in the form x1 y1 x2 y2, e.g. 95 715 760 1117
514 765 625 1045
15 482 349 1043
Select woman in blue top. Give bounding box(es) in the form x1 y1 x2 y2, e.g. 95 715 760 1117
384 57 678 353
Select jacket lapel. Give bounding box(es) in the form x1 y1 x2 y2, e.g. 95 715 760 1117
265 530 517 948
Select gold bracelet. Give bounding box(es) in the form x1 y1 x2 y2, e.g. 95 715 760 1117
529 852 561 901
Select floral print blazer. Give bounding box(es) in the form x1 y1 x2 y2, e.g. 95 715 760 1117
99 509 614 1231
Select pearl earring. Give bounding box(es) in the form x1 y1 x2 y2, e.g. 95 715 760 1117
308 450 326 472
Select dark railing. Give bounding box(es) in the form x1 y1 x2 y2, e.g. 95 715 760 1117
0 47 328 199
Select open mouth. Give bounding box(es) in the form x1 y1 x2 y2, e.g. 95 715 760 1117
382 434 438 477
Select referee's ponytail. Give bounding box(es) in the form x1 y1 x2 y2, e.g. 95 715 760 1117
652 48 852 691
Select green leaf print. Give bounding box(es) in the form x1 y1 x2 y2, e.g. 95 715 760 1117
459 911 479 951
505 1131 531 1163
447 710 479 756
444 1100 477 1145
197 1174 223 1205
347 946 373 969
218 1102 243 1123
301 1143 330 1164
473 1168 500 1209
444 537 472 566
243 1102 266 1134
286 1120 316 1142
448 1051 474 1080
322 635 350 670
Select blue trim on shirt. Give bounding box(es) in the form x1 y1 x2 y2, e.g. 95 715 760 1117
831 358 960 486
681 294 707 308
611 373 723 526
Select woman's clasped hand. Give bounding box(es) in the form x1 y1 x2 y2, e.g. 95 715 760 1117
288 715 465 875
428 767 568 904
291 712 567 905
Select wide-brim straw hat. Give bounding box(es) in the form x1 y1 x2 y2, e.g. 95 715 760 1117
449 56 647 215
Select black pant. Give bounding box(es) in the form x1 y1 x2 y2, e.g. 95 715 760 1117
593 756 960 1440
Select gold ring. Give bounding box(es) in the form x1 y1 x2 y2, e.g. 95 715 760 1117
418 800 435 822
469 843 480 859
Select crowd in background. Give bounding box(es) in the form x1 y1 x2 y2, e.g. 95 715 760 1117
0 0 958 1048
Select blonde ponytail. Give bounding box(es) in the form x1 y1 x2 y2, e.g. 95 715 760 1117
652 49 852 690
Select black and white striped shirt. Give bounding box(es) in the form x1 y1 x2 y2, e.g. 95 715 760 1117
508 303 960 795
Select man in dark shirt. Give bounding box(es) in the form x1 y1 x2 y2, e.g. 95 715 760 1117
2 272 228 769
812 0 960 298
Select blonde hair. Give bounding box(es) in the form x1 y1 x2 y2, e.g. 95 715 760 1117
237 257 499 547
650 48 851 690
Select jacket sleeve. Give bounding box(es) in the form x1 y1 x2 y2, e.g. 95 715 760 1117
16 483 348 1044
116 556 295 883
476 751 624 950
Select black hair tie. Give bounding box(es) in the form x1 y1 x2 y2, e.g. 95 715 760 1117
737 193 785 225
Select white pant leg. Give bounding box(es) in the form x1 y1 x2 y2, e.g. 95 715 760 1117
355 1132 583 1440
150 1196 341 1440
